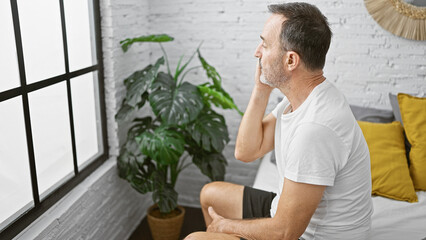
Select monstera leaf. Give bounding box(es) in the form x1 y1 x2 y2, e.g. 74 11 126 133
151 172 178 213
186 108 229 152
192 150 227 181
197 51 243 116
128 157 157 194
127 116 157 139
149 72 203 125
117 136 153 187
115 103 134 122
120 34 174 52
115 57 164 121
198 84 243 115
117 142 141 180
198 50 221 88
124 57 164 107
136 126 185 165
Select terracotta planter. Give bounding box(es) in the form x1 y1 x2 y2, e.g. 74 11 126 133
147 205 185 240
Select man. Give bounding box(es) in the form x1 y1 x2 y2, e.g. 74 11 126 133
186 2 373 240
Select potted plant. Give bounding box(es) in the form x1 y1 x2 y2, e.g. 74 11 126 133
115 34 242 240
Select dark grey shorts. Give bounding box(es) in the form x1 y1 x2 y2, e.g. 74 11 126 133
242 186 276 219
241 186 303 240
240 186 276 240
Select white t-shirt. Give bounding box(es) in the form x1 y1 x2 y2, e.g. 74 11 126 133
270 80 373 240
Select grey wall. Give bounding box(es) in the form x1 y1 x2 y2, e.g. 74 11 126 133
15 0 426 239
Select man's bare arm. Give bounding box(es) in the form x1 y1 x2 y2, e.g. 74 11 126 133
207 178 326 240
235 62 276 162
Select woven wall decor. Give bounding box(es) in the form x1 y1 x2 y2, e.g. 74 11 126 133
364 0 426 41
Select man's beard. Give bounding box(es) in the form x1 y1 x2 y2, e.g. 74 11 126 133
259 57 289 88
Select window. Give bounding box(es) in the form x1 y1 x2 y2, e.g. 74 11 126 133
0 0 107 238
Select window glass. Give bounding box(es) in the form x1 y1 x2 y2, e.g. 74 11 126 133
64 0 97 72
71 71 103 169
0 97 33 230
0 0 106 236
0 0 20 92
18 0 65 83
29 82 74 199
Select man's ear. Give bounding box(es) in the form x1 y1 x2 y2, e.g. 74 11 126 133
284 51 300 71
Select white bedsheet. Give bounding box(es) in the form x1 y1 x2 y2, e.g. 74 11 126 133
371 191 426 239
252 152 426 240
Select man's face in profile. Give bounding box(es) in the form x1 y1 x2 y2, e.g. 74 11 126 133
254 14 290 88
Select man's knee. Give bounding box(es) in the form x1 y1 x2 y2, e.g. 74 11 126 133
200 181 224 206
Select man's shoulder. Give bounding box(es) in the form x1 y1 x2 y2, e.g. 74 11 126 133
304 89 355 132
300 86 358 154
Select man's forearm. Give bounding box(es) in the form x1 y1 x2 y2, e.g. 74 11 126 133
220 217 286 240
235 86 272 161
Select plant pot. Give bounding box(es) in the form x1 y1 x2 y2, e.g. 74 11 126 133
147 204 185 240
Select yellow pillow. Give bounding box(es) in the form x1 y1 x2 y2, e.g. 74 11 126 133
358 121 418 202
398 93 426 190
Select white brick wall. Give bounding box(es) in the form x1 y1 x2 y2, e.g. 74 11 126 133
15 0 425 239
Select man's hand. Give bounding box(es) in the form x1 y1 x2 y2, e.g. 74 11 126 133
206 206 227 233
255 59 274 92
206 180 325 239
234 60 277 162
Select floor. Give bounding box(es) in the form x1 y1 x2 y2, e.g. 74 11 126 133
128 206 206 240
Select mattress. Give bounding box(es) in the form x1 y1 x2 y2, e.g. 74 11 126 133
252 152 426 239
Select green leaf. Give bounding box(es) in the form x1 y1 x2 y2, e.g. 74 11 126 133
152 174 178 213
115 57 164 121
192 151 227 181
149 72 204 125
125 57 164 107
136 126 185 165
198 85 243 115
217 88 243 115
197 50 243 116
174 46 199 81
117 138 152 190
198 49 221 89
115 103 134 122
136 92 150 109
118 139 177 213
128 157 157 194
115 92 150 122
127 116 154 139
174 55 185 81
186 108 229 152
117 144 139 180
120 34 174 52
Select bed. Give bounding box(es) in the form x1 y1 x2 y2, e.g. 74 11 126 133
252 98 426 239
253 151 426 240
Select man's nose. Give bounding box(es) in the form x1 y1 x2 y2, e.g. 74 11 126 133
254 42 262 58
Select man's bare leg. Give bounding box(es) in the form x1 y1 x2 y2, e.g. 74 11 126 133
200 181 244 226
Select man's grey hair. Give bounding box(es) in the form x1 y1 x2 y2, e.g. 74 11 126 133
268 2 332 71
